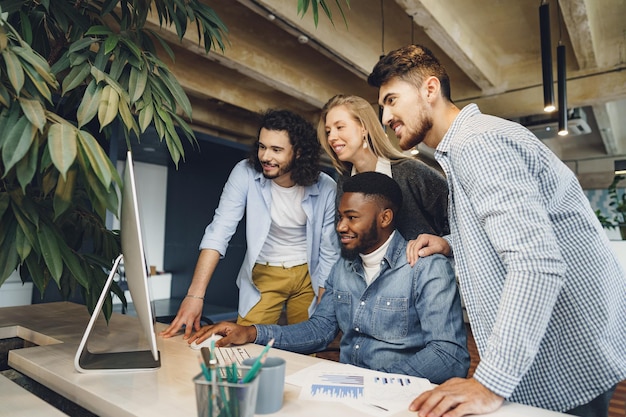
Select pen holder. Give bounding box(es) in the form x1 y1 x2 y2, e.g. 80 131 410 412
194 371 259 417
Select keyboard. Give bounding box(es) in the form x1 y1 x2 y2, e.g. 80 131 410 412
214 346 251 379
214 346 251 366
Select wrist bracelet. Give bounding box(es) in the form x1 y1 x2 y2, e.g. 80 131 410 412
185 294 204 300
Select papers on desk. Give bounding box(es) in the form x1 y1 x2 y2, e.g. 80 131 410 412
286 362 433 416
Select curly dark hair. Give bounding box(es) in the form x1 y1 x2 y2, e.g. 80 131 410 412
368 44 453 102
248 109 321 186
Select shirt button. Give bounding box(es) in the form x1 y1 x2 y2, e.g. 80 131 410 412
337 295 341 299
386 301 391 306
355 327 359 332
360 301 365 306
355 345 360 349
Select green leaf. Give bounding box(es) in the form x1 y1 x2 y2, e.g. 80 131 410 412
0 193 9 219
97 84 119 129
2 116 36 174
119 37 143 61
59 239 89 288
85 25 114 36
38 222 64 283
77 79 101 128
68 37 96 54
103 34 120 55
128 64 148 103
15 134 39 192
0 220 19 286
2 49 25 93
77 130 112 188
0 105 20 150
53 166 76 219
15 222 32 261
138 101 154 132
48 123 77 180
0 84 10 107
158 67 192 117
25 252 47 295
10 190 40 233
12 46 58 87
50 52 71 75
147 29 175 61
11 199 39 251
61 63 91 95
18 97 46 133
22 61 52 102
118 98 139 136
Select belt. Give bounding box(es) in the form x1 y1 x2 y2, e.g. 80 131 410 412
256 260 307 269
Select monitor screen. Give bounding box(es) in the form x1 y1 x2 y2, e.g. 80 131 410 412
74 151 161 373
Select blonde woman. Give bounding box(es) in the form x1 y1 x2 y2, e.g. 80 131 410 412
318 94 449 239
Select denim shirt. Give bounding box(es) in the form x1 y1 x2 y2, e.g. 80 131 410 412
199 160 339 317
255 231 470 384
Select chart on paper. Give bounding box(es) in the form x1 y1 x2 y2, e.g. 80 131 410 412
287 362 432 417
310 373 364 400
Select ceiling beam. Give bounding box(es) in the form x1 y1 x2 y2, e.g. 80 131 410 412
592 104 618 155
396 0 498 92
604 100 626 155
559 0 597 69
145 4 371 111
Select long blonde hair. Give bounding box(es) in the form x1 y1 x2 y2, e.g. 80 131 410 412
317 94 408 175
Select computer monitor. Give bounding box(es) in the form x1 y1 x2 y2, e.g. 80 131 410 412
74 151 161 373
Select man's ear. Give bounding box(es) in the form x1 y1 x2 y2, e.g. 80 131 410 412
379 208 394 229
424 76 440 101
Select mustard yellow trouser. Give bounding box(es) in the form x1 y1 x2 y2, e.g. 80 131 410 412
237 263 314 326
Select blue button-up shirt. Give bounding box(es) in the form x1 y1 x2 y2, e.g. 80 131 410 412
437 104 626 411
199 160 339 317
255 231 470 384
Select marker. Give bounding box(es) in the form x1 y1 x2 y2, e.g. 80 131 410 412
241 338 274 383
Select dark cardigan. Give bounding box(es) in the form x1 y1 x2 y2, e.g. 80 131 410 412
336 159 450 240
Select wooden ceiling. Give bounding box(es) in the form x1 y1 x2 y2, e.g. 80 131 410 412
145 0 626 189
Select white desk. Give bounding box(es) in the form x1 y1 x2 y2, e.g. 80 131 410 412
0 302 568 417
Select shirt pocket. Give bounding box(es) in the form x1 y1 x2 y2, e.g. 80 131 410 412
333 290 352 322
372 297 408 340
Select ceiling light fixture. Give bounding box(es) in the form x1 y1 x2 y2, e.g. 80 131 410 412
539 0 555 113
557 46 567 136
556 4 568 136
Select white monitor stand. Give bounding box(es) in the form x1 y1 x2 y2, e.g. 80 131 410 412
74 151 161 373
74 254 161 372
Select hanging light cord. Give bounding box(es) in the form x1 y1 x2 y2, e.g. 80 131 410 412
380 0 385 56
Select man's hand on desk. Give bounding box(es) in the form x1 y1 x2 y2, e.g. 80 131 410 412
190 322 257 348
409 377 503 417
159 296 204 339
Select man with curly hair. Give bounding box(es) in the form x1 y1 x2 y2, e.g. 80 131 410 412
161 110 339 338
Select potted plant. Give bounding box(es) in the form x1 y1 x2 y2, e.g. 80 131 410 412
608 174 626 240
0 1 347 319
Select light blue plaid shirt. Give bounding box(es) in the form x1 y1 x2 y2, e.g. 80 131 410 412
436 104 626 411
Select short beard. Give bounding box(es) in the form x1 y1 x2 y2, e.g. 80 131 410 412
261 157 294 180
339 218 379 261
399 113 433 150
340 246 360 260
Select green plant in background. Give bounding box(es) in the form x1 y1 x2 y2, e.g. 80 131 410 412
0 0 349 319
607 174 626 239
595 209 615 230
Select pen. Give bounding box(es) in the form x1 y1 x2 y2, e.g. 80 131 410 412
241 338 274 383
198 356 211 381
